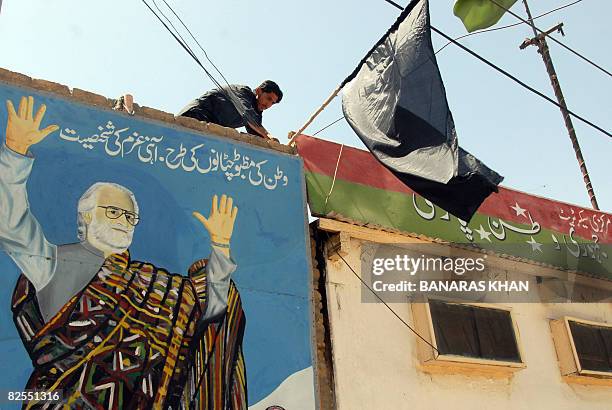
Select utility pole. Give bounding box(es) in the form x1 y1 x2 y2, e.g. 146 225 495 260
519 0 599 210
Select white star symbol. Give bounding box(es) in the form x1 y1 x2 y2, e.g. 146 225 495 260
526 236 543 253
511 202 528 218
474 225 492 242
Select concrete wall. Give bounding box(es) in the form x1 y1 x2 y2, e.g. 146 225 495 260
324 236 612 410
0 68 315 409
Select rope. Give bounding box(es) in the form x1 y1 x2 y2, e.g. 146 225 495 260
324 144 344 209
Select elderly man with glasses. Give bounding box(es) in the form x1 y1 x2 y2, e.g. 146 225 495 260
1 96 247 409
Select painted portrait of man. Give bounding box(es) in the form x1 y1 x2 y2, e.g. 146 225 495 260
1 96 246 408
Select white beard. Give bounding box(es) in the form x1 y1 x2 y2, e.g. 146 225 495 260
87 216 134 255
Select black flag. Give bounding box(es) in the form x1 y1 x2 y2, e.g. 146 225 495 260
341 0 503 221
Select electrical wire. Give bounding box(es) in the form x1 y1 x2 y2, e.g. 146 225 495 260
487 0 611 78
525 0 584 20
435 0 584 55
149 0 216 88
313 116 345 136
430 26 611 138
141 0 223 91
142 0 254 126
159 0 233 90
318 2 585 132
380 0 611 138
331 247 440 355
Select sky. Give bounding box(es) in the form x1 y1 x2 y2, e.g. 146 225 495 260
0 0 610 211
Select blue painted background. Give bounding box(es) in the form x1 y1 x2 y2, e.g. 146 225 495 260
0 83 313 408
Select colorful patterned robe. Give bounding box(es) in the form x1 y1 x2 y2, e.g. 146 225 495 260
11 251 247 409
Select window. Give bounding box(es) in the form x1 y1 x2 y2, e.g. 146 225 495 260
429 300 521 362
550 317 612 386
411 299 525 377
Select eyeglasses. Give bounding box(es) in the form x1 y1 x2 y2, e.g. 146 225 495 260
98 206 140 226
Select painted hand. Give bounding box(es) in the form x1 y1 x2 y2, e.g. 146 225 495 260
5 96 59 155
193 194 238 245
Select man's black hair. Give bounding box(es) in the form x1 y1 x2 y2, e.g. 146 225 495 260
258 80 283 103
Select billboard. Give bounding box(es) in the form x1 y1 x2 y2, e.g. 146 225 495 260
0 78 315 409
297 135 611 281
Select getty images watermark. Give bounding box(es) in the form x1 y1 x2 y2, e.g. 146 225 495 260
359 243 609 303
371 254 528 293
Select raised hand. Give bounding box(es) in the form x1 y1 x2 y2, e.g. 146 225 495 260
193 194 238 248
5 96 59 155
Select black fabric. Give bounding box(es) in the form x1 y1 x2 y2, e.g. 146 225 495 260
569 321 612 372
341 0 503 221
179 84 263 133
429 300 521 362
388 106 502 221
391 157 501 222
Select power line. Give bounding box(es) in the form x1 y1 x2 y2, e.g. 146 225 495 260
159 0 233 90
487 0 611 78
141 0 223 91
432 26 611 138
331 247 440 355
436 0 584 55
380 0 611 139
527 0 584 20
311 3 587 137
150 0 207 81
142 0 254 126
382 0 404 9
313 116 345 136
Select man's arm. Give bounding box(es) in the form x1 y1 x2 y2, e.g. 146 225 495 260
193 194 239 320
0 97 59 290
246 121 277 140
201 247 237 319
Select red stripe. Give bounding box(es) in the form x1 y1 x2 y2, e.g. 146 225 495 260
296 134 612 242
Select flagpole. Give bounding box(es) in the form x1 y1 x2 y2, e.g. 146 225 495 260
287 0 413 146
519 0 599 210
287 85 342 146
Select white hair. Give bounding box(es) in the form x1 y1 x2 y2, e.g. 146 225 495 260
77 182 139 241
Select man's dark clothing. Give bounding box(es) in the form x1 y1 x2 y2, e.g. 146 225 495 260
179 85 263 136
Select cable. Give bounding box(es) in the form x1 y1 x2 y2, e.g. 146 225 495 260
382 0 404 9
147 0 243 108
435 0 584 55
332 247 440 355
487 0 612 78
141 0 222 91
159 0 233 90
431 26 611 138
152 0 195 57
313 115 345 136
528 0 584 20
379 0 611 138
142 0 255 126
150 0 217 88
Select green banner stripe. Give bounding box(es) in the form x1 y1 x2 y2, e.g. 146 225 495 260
307 172 611 280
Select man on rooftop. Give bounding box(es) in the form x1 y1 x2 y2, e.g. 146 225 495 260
179 80 283 140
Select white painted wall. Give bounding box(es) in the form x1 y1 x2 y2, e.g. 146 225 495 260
325 239 612 410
